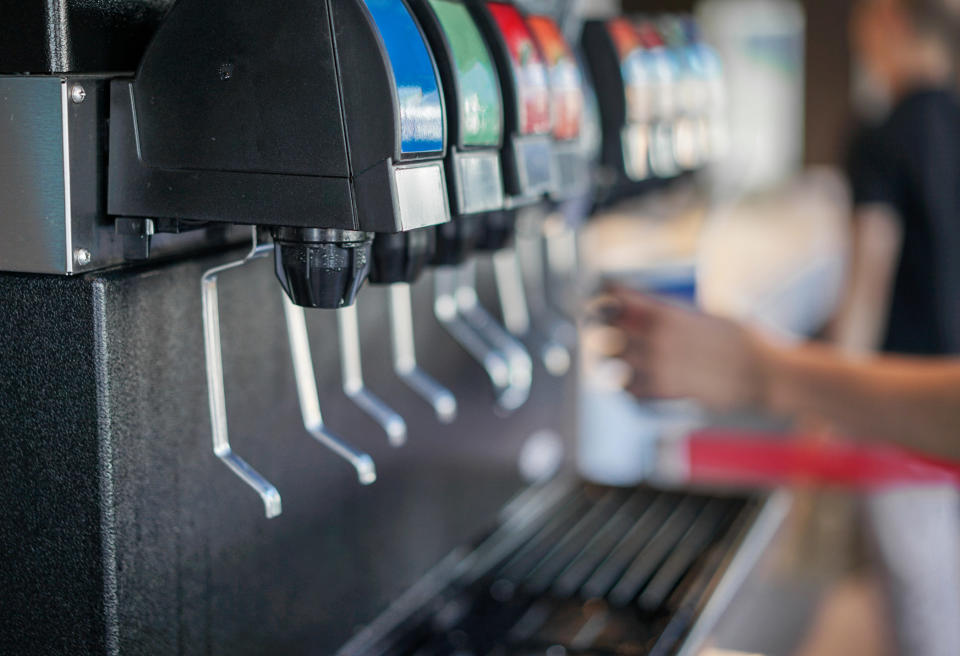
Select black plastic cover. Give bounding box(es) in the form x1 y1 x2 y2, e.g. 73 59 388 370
109 0 450 234
272 228 372 309
581 21 629 180
369 228 437 285
0 0 173 74
474 209 517 251
431 214 483 266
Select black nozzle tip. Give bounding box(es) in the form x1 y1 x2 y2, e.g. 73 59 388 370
474 209 517 252
369 227 436 285
431 214 482 267
272 228 372 309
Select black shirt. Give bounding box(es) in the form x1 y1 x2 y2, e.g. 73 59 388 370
847 88 960 355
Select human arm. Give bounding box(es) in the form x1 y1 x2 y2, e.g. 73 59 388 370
606 288 960 460
830 205 903 354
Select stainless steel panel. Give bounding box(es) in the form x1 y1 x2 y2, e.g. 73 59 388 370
394 162 451 230
0 76 68 274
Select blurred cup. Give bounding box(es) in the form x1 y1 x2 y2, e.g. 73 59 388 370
577 262 705 487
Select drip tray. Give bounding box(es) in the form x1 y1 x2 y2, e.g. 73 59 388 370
340 479 764 656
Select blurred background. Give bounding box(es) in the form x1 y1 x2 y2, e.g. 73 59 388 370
576 2 955 656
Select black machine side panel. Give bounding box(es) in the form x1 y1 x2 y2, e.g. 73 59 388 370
0 251 576 654
332 0 400 175
0 275 109 654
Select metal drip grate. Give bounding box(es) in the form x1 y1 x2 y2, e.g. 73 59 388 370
340 479 760 656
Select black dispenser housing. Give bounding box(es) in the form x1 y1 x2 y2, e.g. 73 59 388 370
107 0 452 307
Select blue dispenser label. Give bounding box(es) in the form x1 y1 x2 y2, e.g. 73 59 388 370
363 0 445 155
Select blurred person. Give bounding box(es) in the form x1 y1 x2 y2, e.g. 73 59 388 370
601 288 960 656
601 1 960 651
602 291 960 457
835 2 960 654
837 0 960 356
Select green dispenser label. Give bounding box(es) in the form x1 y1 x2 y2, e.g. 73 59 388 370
429 0 503 147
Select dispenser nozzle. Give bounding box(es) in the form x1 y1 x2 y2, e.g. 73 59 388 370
273 227 373 309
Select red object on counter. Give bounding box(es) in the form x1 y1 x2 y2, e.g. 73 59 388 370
679 430 960 489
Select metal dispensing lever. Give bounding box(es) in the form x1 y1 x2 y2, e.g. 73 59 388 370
494 241 572 377
542 208 582 321
514 210 580 368
201 234 281 518
454 260 533 410
202 229 377 519
434 266 528 412
282 296 377 485
336 304 408 447
388 283 457 423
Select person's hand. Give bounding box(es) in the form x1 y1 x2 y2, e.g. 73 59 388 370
598 287 770 411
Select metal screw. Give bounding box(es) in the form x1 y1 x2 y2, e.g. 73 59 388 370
70 85 86 104
74 248 91 266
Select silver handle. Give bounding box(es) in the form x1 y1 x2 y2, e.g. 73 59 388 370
543 219 580 317
388 283 457 423
512 236 576 376
282 296 377 485
455 261 532 411
201 231 281 518
336 304 407 447
434 266 524 411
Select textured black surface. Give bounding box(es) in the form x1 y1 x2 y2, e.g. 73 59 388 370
369 229 436 286
0 248 576 655
0 274 108 654
272 229 373 309
0 0 173 74
132 0 348 176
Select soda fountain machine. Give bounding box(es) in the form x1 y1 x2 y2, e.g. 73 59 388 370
0 1 782 653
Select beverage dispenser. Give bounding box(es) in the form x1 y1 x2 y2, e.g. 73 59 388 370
0 2 776 653
583 16 656 187
103 0 458 514
408 0 524 411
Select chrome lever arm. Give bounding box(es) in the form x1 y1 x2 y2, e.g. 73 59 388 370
434 267 522 411
388 283 457 423
336 304 407 447
201 231 281 518
456 261 532 410
281 296 377 485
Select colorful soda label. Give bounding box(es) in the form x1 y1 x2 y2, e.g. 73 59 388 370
525 15 584 141
606 18 652 124
428 0 503 146
486 2 551 135
363 0 444 154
